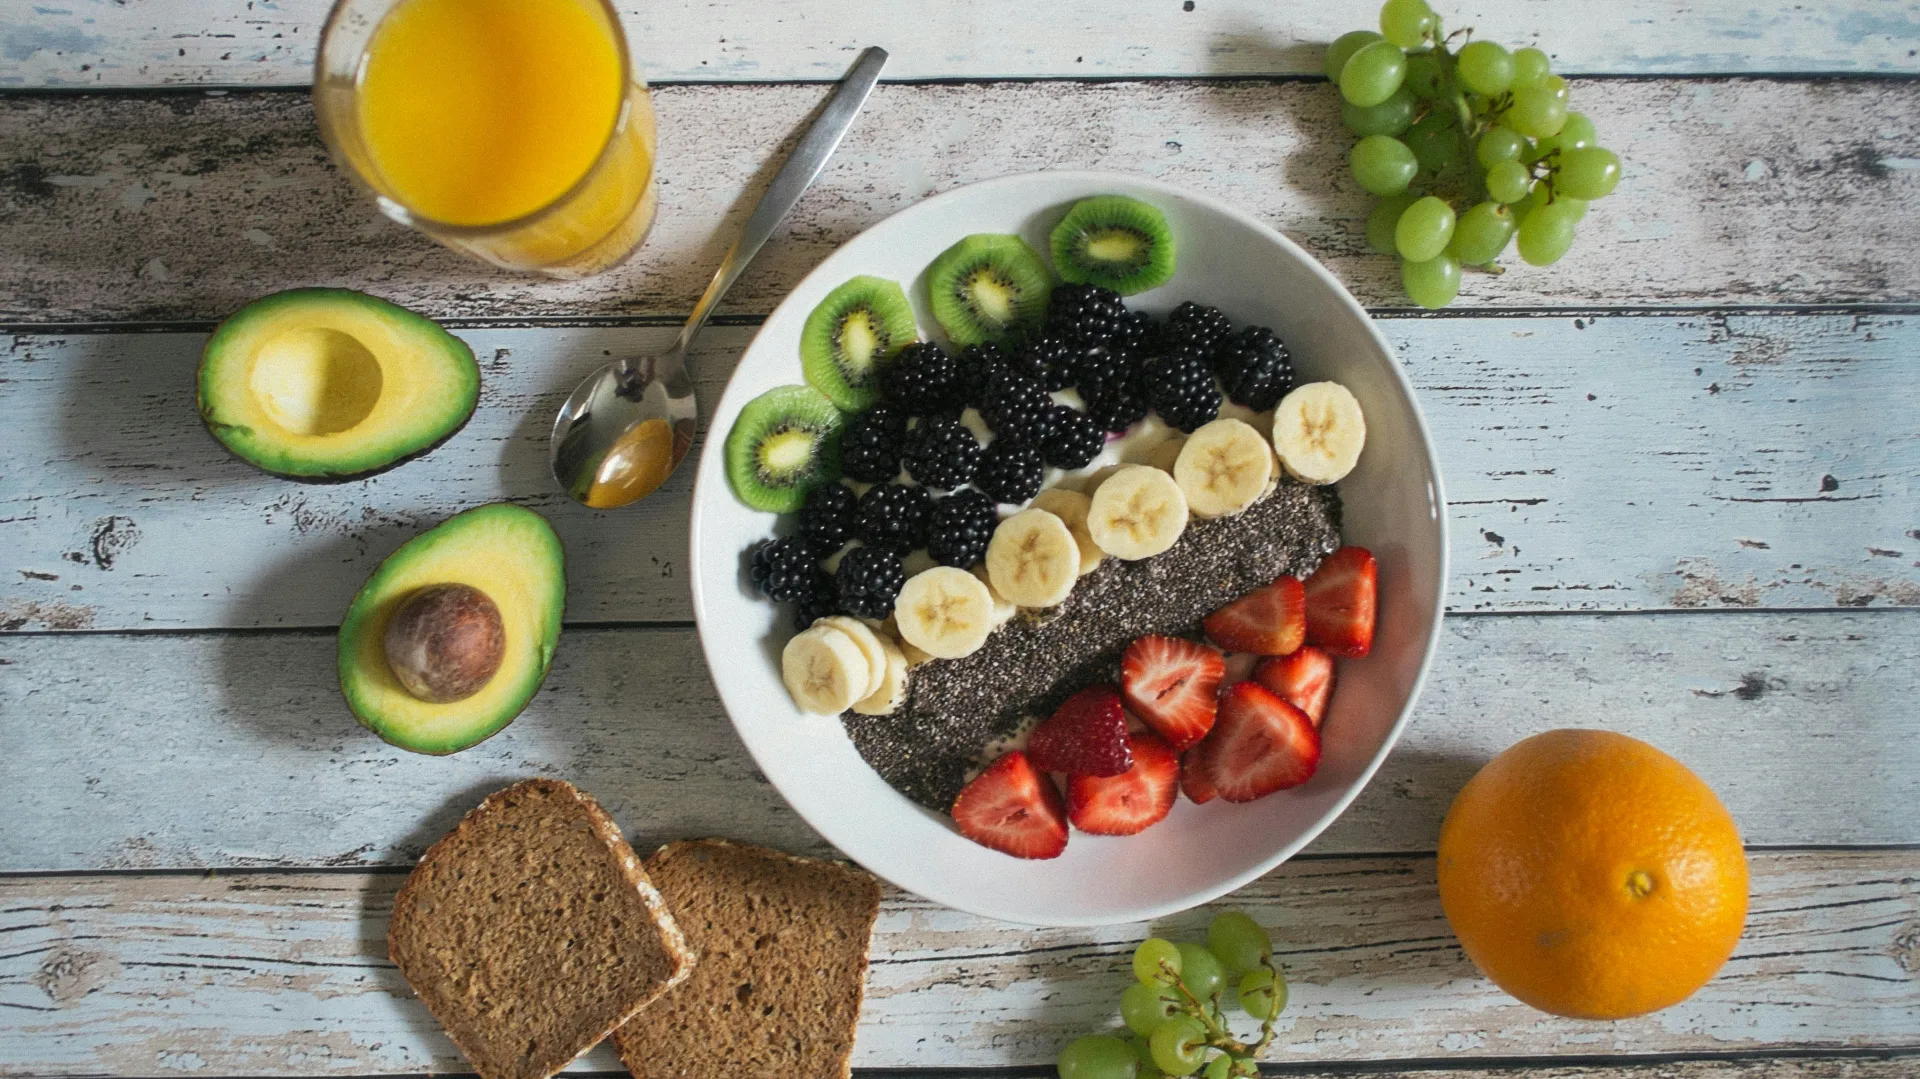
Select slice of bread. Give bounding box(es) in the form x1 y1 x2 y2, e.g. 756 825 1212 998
613 839 882 1079
388 779 695 1079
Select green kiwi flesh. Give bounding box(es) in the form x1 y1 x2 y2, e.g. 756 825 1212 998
725 385 845 513
926 234 1053 346
801 275 917 411
1049 195 1176 296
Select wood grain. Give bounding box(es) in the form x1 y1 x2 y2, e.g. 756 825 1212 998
1 613 1914 872
0 851 1912 1074
2 79 1917 322
4 0 1919 87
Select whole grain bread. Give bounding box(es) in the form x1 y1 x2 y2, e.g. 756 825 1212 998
613 839 882 1079
388 779 695 1079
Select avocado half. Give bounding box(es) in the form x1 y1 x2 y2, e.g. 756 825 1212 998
198 288 478 481
338 503 565 754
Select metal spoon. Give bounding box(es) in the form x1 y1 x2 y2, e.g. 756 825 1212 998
551 46 889 508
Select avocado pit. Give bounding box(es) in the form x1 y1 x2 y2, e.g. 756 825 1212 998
384 583 506 703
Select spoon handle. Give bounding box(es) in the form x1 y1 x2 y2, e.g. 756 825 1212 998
673 45 889 356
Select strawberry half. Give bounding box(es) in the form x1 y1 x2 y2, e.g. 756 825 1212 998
1188 682 1321 802
1180 750 1218 804
1202 576 1306 656
1120 635 1226 751
951 751 1069 859
1254 645 1336 728
1028 685 1133 777
1068 731 1179 835
1304 546 1376 657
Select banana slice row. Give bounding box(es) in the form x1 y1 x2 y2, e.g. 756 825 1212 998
1087 464 1189 560
986 508 1080 608
1174 417 1274 519
1273 381 1366 484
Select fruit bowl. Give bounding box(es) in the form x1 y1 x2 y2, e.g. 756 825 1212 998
688 171 1447 926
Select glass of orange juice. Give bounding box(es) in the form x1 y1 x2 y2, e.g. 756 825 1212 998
314 0 658 278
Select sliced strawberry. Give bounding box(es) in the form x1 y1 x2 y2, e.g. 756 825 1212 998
1253 645 1337 728
951 751 1069 859
1189 682 1321 802
1180 750 1218 804
1028 685 1133 777
1304 546 1376 657
1068 731 1179 835
1202 576 1306 656
1120 635 1226 751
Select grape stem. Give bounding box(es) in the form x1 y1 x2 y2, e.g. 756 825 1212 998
1156 957 1285 1062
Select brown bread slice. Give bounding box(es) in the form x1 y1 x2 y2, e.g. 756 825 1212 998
388 779 695 1079
613 838 883 1079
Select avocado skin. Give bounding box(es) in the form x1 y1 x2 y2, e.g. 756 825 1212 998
197 405 473 484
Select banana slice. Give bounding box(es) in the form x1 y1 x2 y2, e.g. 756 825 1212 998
1029 488 1105 576
971 564 1019 628
818 616 889 699
986 508 1080 608
851 632 910 715
1087 464 1189 559
898 637 937 667
1077 464 1123 494
1273 381 1366 484
1146 435 1186 474
895 566 996 659
781 624 873 714
1174 417 1274 519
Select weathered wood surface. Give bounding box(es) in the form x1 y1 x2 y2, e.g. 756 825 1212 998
6 0 1920 88
1 851 1912 1073
4 80 1918 323
4 315 1914 633
2 612 1914 872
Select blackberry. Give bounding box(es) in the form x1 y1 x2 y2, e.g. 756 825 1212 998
927 488 996 569
1070 343 1141 401
955 342 1009 409
882 342 964 417
1018 334 1079 391
748 536 816 603
1212 326 1295 411
1042 405 1105 469
854 482 931 552
794 568 840 630
1087 385 1151 432
835 545 905 621
1144 351 1222 432
901 417 982 490
979 371 1056 446
975 440 1045 504
1045 283 1128 345
839 405 907 483
798 482 858 556
1164 301 1234 352
1110 309 1164 359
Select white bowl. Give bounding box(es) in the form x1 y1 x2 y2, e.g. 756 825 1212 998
689 171 1447 926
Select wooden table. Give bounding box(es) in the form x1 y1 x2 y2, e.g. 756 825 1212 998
2 2 1916 1076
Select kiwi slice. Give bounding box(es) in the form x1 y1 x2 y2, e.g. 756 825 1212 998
801 275 917 411
926 234 1053 347
725 385 845 513
1049 195 1176 296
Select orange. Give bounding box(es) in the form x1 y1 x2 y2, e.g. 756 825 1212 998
1436 729 1748 1020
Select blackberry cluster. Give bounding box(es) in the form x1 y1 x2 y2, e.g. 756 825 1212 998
901 417 982 490
1164 301 1234 352
835 545 905 621
927 488 996 569
854 482 931 551
1018 334 1079 391
1045 283 1128 345
975 440 1045 504
979 372 1055 446
748 536 816 603
1211 326 1295 411
839 405 907 483
1042 406 1105 469
1110 309 1164 358
798 483 857 555
882 342 964 417
1145 351 1223 432
1070 344 1140 402
794 569 840 630
955 343 1009 409
1088 386 1151 433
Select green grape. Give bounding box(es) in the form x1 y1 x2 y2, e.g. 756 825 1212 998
1339 40 1407 107
1174 942 1227 1000
1325 29 1385 81
1525 182 1588 221
1555 146 1620 199
1059 1035 1139 1079
1516 201 1579 265
1510 46 1551 90
1403 253 1461 309
1541 73 1570 102
1394 195 1455 262
1342 87 1416 137
1456 40 1515 96
1402 111 1462 174
1350 135 1418 195
1205 911 1272 975
1506 88 1567 138
1129 1037 1165 1079
1134 938 1183 985
1449 201 1515 264
1149 1017 1209 1077
1475 126 1528 170
1403 50 1446 100
1484 159 1531 203
1202 1054 1232 1079
1379 0 1435 49
1235 968 1289 1021
1366 193 1420 254
1121 982 1184 1037
1551 111 1597 153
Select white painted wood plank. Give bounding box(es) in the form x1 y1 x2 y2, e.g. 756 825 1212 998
4 315 1913 633
5 0 1919 88
0 613 1914 871
2 79 1916 321
0 851 1911 1073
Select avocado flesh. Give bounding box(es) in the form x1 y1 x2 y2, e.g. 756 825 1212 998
338 503 565 754
199 288 478 480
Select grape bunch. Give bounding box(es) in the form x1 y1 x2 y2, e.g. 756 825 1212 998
1056 912 1289 1079
1329 0 1623 308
